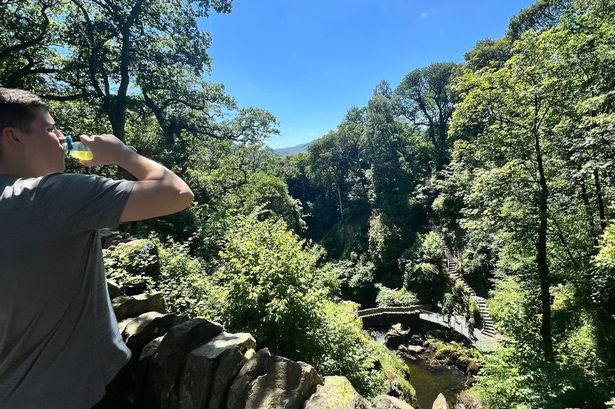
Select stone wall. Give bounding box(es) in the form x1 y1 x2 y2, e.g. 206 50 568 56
108 281 419 409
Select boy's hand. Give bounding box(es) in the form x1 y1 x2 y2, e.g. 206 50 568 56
78 134 134 167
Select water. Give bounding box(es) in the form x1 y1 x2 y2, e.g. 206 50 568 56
369 329 467 408
69 150 94 160
404 356 466 409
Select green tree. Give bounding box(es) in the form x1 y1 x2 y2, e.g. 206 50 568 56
59 0 232 141
0 0 66 91
395 62 461 171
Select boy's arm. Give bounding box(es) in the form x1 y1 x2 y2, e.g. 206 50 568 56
79 134 194 222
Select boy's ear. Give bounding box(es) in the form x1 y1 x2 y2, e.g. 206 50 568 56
1 127 24 149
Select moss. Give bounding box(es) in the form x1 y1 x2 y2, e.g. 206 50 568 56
424 338 483 374
367 334 417 401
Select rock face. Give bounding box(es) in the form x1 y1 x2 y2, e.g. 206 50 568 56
112 292 167 321
143 319 224 409
178 332 256 409
432 393 448 409
120 312 181 363
241 354 323 409
374 395 415 409
108 280 416 409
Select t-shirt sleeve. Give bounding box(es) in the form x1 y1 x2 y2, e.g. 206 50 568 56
37 173 136 235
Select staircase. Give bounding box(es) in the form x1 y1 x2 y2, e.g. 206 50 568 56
437 228 497 338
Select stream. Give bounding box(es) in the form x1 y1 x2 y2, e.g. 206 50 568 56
404 356 465 408
370 330 467 408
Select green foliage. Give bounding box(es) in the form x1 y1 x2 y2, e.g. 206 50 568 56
104 239 158 291
104 237 223 320
591 224 615 314
237 172 304 232
471 344 610 409
424 338 482 374
395 62 462 170
402 232 447 304
334 257 378 306
155 240 224 320
311 301 415 400
214 213 324 354
375 284 418 307
212 213 413 399
442 280 482 328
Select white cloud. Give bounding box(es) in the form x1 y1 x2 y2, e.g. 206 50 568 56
420 9 436 19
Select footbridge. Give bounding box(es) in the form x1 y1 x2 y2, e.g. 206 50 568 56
358 306 497 352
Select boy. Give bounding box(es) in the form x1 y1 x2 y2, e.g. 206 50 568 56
0 88 194 408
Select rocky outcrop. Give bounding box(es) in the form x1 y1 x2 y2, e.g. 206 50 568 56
143 319 225 409
178 332 256 409
432 393 448 409
373 395 415 409
109 282 412 409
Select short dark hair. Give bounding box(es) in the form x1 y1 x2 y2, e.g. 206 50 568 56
0 88 49 133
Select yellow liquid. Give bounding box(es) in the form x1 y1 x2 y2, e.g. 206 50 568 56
69 150 93 160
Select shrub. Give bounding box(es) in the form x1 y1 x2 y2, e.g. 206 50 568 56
375 284 419 307
401 232 447 304
214 213 415 400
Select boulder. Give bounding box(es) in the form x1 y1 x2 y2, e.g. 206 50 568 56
384 324 412 350
304 376 373 409
432 393 448 409
112 292 167 321
107 279 124 299
135 335 165 409
227 349 323 409
454 392 481 409
177 332 257 409
228 348 272 409
142 319 224 409
244 356 322 409
374 395 415 409
119 312 181 361
398 345 424 356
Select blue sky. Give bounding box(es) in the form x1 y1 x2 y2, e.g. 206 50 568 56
199 0 535 149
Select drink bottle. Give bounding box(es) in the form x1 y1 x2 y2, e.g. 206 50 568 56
63 135 136 160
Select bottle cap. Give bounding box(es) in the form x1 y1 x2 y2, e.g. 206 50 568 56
66 135 73 151
63 135 73 156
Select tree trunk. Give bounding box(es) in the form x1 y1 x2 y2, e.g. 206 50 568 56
107 101 126 142
337 182 345 249
534 129 554 362
593 168 607 233
579 172 598 247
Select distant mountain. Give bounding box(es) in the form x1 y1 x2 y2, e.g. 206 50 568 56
274 141 313 156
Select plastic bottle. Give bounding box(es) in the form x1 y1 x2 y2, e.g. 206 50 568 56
63 135 136 160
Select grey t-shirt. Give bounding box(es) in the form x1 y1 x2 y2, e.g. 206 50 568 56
0 172 136 409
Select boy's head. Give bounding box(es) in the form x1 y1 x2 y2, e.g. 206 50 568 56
0 88 65 177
